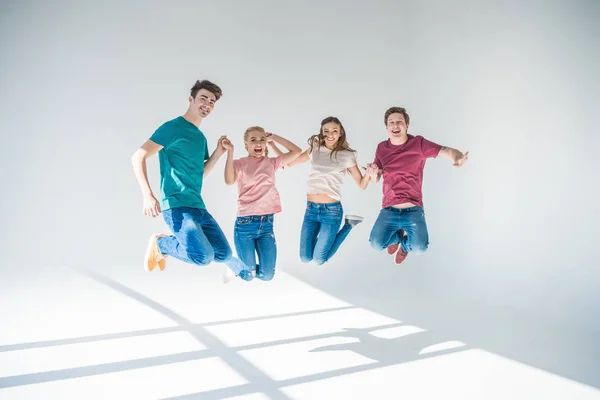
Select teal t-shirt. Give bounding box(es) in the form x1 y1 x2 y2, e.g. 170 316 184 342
150 116 210 211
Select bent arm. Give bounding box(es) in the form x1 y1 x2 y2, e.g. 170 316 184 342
270 134 302 165
131 140 162 197
348 165 370 190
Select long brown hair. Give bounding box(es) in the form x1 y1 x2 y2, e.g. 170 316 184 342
308 116 356 161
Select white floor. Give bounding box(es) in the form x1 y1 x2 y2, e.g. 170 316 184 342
0 264 599 400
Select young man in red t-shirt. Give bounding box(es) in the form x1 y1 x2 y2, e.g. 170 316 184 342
367 107 469 265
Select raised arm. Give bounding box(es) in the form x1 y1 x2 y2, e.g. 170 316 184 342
203 136 228 177
223 139 237 185
438 146 469 167
267 133 302 165
131 140 163 217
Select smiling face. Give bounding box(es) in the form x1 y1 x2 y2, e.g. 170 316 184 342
188 88 216 119
244 128 267 157
386 112 408 141
321 122 342 149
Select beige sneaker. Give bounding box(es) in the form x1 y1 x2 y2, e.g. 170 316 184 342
145 233 168 272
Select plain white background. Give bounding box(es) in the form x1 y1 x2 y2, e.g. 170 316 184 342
1 0 599 334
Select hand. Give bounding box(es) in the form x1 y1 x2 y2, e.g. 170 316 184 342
265 132 275 143
143 194 161 218
362 163 380 179
216 136 228 155
222 138 234 152
453 150 469 167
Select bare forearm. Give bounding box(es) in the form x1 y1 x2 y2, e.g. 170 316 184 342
203 151 222 177
131 155 154 196
272 134 301 153
224 152 235 185
359 173 371 190
269 142 285 156
439 146 460 161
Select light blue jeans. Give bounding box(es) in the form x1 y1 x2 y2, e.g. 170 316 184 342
369 206 429 254
299 201 353 265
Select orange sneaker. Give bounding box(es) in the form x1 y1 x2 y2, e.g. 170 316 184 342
144 233 168 272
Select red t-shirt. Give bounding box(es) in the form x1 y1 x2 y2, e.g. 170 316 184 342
373 135 442 208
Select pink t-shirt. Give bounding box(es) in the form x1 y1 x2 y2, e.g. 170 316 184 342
373 135 442 208
233 155 284 217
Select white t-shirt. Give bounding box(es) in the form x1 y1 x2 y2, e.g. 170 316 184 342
306 145 358 200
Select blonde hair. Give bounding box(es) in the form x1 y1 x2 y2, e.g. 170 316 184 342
243 126 269 156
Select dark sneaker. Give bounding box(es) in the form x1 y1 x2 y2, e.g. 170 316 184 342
345 214 364 227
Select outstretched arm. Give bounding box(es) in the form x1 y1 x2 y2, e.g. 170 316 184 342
131 140 163 217
438 146 469 167
204 136 228 177
267 133 303 165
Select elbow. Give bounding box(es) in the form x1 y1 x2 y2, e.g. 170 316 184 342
131 151 145 164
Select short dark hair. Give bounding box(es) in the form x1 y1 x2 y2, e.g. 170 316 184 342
384 107 410 125
191 80 222 100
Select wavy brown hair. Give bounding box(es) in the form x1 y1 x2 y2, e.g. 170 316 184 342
308 116 356 161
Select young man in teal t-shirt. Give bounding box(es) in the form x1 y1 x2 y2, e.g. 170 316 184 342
131 80 246 274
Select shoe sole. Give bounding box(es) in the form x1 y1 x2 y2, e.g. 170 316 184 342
144 234 160 272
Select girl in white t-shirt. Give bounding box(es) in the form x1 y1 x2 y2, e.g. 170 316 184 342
270 116 376 264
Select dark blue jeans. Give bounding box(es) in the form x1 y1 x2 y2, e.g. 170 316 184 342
369 206 429 254
232 214 277 281
300 201 353 265
157 207 232 265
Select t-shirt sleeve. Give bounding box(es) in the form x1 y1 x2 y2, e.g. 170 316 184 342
271 155 284 171
204 140 210 161
233 158 243 174
346 151 358 169
149 122 175 148
373 144 383 169
420 136 443 158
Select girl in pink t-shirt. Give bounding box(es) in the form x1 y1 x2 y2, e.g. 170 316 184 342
270 116 377 265
222 126 302 282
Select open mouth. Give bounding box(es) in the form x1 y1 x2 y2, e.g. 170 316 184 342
392 130 401 135
253 147 263 155
325 137 336 142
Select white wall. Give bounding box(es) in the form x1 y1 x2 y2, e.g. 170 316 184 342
1 0 599 329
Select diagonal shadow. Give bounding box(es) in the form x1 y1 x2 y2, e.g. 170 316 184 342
0 322 407 389
0 305 356 353
72 268 293 400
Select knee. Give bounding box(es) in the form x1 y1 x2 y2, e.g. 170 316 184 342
369 236 385 252
408 239 429 255
259 272 275 281
213 246 232 263
300 254 312 264
188 250 214 266
313 257 326 266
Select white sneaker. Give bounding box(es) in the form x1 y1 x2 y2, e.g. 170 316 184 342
223 266 236 284
345 215 364 227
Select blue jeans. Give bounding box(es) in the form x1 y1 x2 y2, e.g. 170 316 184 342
300 201 353 265
157 207 233 265
232 214 276 281
369 206 429 254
